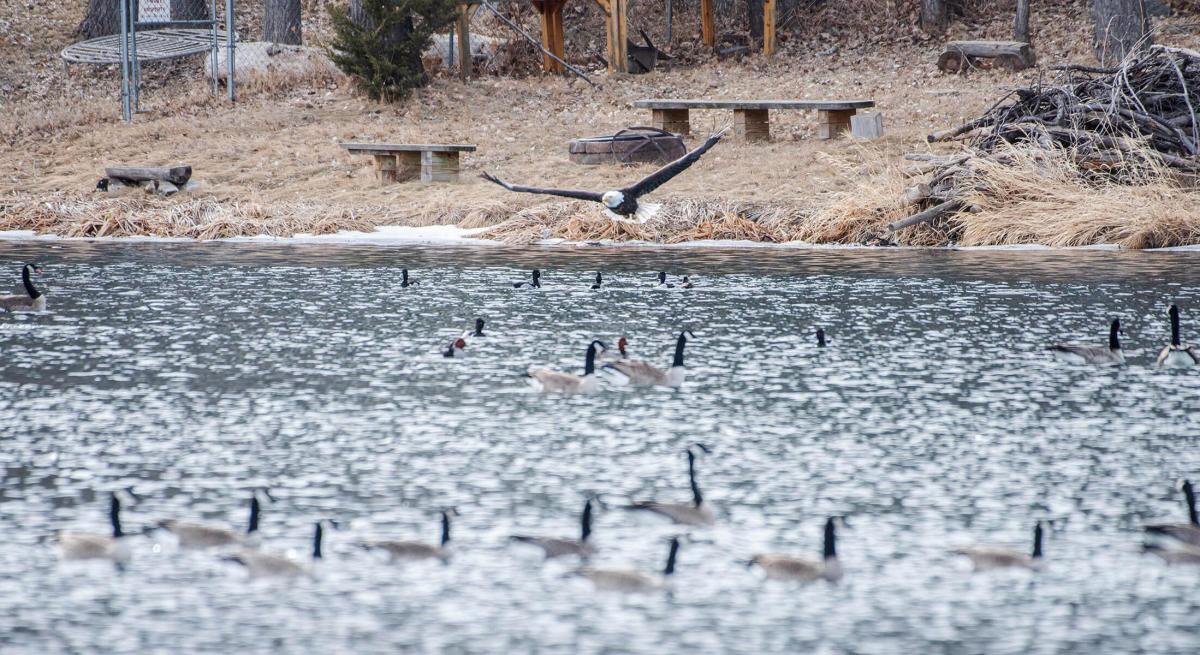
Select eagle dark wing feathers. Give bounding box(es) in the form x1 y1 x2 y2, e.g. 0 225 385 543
622 128 729 199
480 172 605 203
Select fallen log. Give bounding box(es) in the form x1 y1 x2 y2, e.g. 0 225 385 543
887 199 963 233
105 166 192 186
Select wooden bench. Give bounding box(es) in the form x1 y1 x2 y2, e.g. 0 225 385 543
633 99 877 142
340 143 477 183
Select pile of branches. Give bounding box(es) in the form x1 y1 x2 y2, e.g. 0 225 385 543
884 44 1200 238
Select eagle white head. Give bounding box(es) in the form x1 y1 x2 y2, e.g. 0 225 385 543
601 191 624 209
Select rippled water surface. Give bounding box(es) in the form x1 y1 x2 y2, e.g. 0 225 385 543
3 241 1200 654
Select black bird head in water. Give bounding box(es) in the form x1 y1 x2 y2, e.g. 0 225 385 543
474 318 486 337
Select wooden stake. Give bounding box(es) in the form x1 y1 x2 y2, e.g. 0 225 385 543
606 0 629 73
700 0 715 48
763 0 776 57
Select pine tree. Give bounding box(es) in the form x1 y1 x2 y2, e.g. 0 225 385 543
327 0 459 101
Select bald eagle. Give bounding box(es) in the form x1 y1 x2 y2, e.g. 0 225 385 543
481 128 728 222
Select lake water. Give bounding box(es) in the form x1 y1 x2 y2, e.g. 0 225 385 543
2 241 1200 654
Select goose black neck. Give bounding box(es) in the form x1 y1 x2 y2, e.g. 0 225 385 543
1171 306 1182 347
823 518 837 559
817 328 826 348
110 494 124 539
22 265 41 300
658 272 666 284
688 450 703 506
584 344 598 375
474 319 485 337
1185 481 1197 525
672 332 688 368
312 522 324 559
402 269 409 287
1032 522 1043 559
1109 320 1121 351
581 500 593 541
664 538 679 576
440 512 451 547
532 270 541 288
248 496 260 534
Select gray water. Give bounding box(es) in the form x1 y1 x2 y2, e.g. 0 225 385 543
2 241 1200 655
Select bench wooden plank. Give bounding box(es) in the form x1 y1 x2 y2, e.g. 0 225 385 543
340 143 477 153
633 99 875 111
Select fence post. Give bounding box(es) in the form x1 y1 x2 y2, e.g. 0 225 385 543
119 0 132 121
226 0 236 101
211 0 219 95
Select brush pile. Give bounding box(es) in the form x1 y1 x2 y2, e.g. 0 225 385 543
887 44 1200 240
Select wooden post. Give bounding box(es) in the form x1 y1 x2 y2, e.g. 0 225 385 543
1013 0 1030 43
606 0 629 73
817 109 856 140
457 3 473 81
421 152 461 183
700 0 715 48
651 108 691 135
763 0 776 57
734 108 770 142
533 0 566 73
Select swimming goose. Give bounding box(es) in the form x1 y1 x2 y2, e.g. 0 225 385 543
158 490 269 549
605 331 693 387
749 517 844 582
58 491 133 562
953 522 1044 570
1048 319 1124 365
473 318 486 337
1143 480 1200 547
1144 541 1200 565
514 269 541 289
626 444 715 526
227 520 332 578
443 337 467 358
401 268 419 288
527 340 607 393
591 272 603 289
656 271 675 288
0 262 46 312
681 276 693 289
511 498 597 559
1157 305 1198 368
816 328 826 348
362 510 454 562
577 537 679 592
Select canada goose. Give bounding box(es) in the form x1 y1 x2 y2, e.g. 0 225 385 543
511 498 597 559
158 489 270 549
0 262 46 312
514 269 541 289
816 328 826 348
401 268 418 288
656 271 675 288
527 340 607 393
1143 480 1200 547
57 491 133 562
226 520 333 578
626 444 715 526
577 536 679 592
1048 319 1124 365
361 510 454 562
1144 542 1200 565
680 276 693 289
443 337 467 358
473 318 486 337
749 517 844 582
1157 305 1198 368
605 331 693 387
953 522 1044 570
591 272 603 289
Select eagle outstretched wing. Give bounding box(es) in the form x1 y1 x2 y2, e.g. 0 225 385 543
480 172 605 203
622 127 729 199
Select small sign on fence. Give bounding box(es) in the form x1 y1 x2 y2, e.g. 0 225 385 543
138 0 172 23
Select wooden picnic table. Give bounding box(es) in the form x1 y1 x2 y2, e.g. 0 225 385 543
340 143 477 184
632 99 877 142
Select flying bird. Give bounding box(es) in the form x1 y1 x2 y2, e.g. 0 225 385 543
481 129 729 222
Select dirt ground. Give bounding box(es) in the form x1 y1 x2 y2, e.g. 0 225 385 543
2 1 1199 241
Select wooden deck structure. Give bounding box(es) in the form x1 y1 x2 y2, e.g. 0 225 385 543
340 143 477 184
633 99 877 142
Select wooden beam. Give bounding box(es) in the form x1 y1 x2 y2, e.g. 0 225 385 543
763 0 776 57
700 0 715 48
549 1 565 73
533 1 564 73
606 0 629 73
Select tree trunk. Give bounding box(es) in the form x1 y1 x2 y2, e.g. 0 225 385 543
76 0 211 39
264 0 303 45
919 0 947 34
1014 0 1031 43
747 0 763 43
1091 0 1152 66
